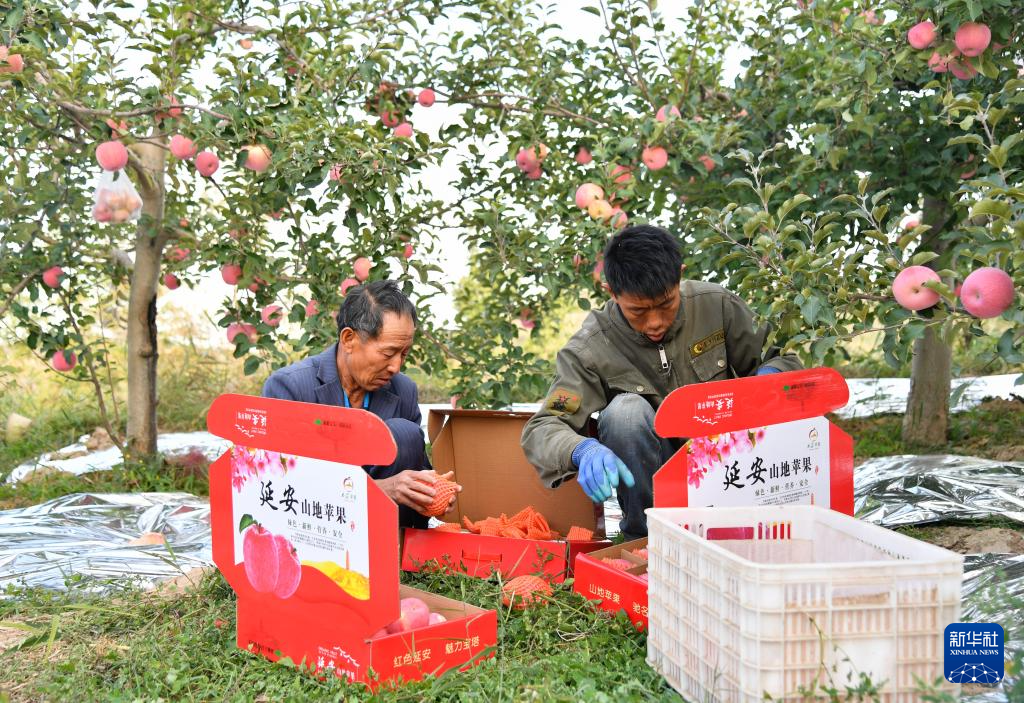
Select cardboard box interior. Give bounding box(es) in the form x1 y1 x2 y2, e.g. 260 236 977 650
428 409 601 536
581 537 649 576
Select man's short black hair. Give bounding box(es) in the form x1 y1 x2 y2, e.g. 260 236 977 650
602 225 683 299
337 280 417 338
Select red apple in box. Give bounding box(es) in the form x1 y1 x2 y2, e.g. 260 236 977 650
386 597 431 634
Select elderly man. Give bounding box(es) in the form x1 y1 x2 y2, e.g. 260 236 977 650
262 279 454 527
522 225 801 539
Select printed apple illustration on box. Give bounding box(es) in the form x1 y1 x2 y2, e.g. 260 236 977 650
240 516 302 599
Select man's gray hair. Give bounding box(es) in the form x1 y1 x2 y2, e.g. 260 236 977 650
336 280 417 338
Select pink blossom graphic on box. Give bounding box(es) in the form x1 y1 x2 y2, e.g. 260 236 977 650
231 445 299 491
686 427 767 488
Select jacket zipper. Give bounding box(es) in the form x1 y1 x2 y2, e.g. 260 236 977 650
658 345 670 371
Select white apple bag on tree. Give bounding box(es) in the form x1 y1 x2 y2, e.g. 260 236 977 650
91 168 143 224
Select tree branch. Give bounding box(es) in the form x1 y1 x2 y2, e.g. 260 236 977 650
0 271 39 320
419 326 469 365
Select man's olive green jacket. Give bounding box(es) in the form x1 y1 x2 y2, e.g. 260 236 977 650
521 280 802 487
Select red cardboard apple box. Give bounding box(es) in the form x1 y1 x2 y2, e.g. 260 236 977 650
207 394 497 687
652 367 854 514
573 538 650 629
573 368 854 628
401 409 609 582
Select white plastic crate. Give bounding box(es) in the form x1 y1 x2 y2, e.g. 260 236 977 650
646 505 963 703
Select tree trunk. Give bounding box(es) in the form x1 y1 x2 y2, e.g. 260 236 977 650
901 196 952 447
125 136 167 458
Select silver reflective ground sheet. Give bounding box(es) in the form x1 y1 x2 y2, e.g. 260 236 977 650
0 492 211 594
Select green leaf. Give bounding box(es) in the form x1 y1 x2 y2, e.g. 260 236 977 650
987 146 1008 170
909 251 939 266
238 514 256 533
969 199 1011 221
800 295 823 325
1000 132 1024 154
243 356 262 376
947 135 984 148
581 6 601 15
777 194 811 223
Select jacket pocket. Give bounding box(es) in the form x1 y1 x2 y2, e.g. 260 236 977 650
690 345 730 382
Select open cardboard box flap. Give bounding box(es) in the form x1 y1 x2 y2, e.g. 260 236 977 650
427 409 600 535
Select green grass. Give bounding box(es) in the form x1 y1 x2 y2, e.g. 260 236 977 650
0 569 674 702
831 397 1024 460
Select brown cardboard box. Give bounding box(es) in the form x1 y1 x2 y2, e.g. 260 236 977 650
401 409 609 581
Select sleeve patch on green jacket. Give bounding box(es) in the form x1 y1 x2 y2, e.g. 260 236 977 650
545 388 581 416
691 328 725 357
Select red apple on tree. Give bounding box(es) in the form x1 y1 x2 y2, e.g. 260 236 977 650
642 146 668 171
96 140 128 171
169 135 196 160
243 144 272 172
588 198 612 220
4 53 24 73
574 182 604 209
221 264 243 285
195 151 219 177
575 147 592 165
261 304 284 327
341 277 360 296
305 299 319 317
948 56 977 81
655 104 681 122
42 266 64 288
609 164 633 185
907 21 937 50
892 265 941 311
51 350 77 372
353 257 372 281
393 122 414 138
227 322 258 344
166 246 190 262
163 273 180 290
516 147 540 173
955 22 991 57
417 88 435 107
959 267 1015 318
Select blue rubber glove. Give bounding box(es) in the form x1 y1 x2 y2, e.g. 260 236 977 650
571 438 635 503
756 366 781 375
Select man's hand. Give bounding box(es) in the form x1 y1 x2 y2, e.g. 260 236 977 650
376 470 458 514
572 439 635 503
